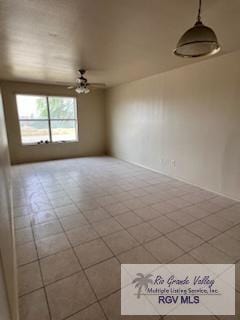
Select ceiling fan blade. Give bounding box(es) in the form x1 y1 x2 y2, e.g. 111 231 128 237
67 86 75 89
88 83 106 88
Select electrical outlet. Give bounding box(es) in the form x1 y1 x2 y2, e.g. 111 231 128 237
171 160 176 168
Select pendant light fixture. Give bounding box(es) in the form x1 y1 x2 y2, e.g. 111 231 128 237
174 0 220 58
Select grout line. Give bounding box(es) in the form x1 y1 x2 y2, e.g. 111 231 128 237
30 180 55 320
57 213 110 320
38 182 115 319
13 158 240 320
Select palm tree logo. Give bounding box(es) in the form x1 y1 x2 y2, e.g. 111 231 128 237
132 273 153 299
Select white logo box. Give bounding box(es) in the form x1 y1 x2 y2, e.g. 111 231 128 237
121 264 235 315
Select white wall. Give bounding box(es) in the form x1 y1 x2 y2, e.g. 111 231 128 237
1 81 106 164
106 50 240 200
0 90 18 319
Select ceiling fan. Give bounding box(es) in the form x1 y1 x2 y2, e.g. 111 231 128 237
67 69 106 94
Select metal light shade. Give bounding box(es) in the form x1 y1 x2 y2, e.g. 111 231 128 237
174 21 220 58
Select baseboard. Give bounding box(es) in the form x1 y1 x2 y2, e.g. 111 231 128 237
112 155 240 202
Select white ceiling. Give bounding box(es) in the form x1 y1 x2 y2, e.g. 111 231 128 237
0 0 240 87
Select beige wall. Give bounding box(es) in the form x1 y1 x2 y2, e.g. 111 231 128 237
106 50 240 200
0 90 18 320
1 81 106 164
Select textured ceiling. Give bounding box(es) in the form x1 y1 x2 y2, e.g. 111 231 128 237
0 0 240 87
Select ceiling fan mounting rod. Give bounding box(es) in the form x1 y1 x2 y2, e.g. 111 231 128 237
197 0 202 22
79 69 86 75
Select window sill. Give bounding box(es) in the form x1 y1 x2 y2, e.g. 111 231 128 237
21 140 79 146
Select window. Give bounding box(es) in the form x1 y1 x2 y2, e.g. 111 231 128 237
16 95 78 144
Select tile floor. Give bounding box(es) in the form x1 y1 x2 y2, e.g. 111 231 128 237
12 157 240 320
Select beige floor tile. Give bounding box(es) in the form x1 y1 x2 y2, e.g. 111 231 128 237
149 216 180 234
85 257 120 299
60 213 89 231
129 187 151 197
50 196 73 208
47 190 66 200
209 234 240 260
103 230 138 255
171 253 199 264
15 227 33 245
103 202 130 216
118 246 159 264
75 238 113 268
140 194 162 205
197 200 225 213
17 241 38 266
76 199 100 211
40 249 81 285
68 192 90 203
18 261 42 296
46 272 96 320
33 220 63 240
189 243 234 263
217 206 240 223
202 214 236 232
181 192 209 204
185 220 220 240
83 207 111 223
166 198 192 209
151 201 178 214
19 289 50 320
67 302 106 320
14 158 239 320
28 195 48 206
167 228 204 251
209 196 237 208
96 195 119 206
127 222 160 243
167 210 197 226
14 205 32 217
13 202 29 212
107 185 125 194
183 205 210 218
133 206 160 221
144 236 184 263
100 292 119 320
54 204 80 218
32 202 53 213
115 211 143 228
14 215 32 230
92 218 123 236
36 233 71 258
119 183 135 192
226 224 240 241
31 210 57 225
113 191 134 202
123 198 147 210
66 225 99 247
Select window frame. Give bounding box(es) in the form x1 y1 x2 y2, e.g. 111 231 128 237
16 93 79 145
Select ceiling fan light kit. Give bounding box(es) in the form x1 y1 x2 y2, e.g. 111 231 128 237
75 86 90 94
67 69 105 94
174 0 220 58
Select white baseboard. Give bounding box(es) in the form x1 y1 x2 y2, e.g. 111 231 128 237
112 155 240 202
